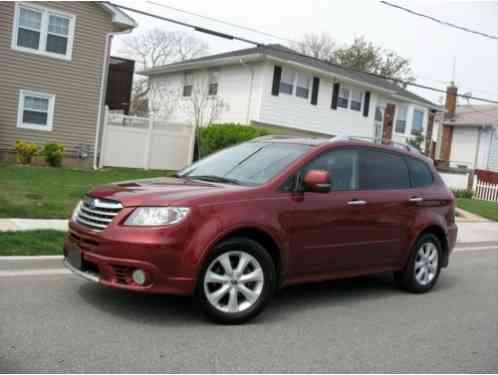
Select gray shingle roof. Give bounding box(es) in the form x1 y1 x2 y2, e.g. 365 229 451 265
445 105 498 126
140 44 438 108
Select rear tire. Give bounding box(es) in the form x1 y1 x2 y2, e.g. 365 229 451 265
395 233 442 293
196 237 276 324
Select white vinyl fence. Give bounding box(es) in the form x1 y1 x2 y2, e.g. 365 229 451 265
100 110 195 171
473 175 498 202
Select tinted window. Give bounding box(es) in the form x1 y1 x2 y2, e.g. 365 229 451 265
359 149 410 190
303 149 359 191
406 157 433 188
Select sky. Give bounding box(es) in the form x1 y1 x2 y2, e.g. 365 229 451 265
110 0 498 106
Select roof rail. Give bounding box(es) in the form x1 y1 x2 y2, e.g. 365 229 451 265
250 134 304 142
330 135 421 154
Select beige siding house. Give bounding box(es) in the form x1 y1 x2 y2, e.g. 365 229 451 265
0 1 135 167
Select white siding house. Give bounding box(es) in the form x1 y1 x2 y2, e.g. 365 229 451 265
141 44 438 149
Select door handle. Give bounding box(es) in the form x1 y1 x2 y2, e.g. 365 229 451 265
409 196 424 203
348 199 367 206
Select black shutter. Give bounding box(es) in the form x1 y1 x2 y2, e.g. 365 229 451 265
331 82 340 110
271 65 282 96
311 77 320 105
363 91 371 117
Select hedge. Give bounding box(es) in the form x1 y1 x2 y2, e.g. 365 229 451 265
198 123 269 157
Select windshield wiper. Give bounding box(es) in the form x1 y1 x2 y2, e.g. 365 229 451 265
188 175 241 185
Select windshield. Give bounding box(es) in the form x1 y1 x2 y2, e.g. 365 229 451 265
178 142 310 186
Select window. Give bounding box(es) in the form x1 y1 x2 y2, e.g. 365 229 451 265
406 157 433 188
296 73 311 99
208 69 219 96
303 149 359 191
395 106 408 134
337 87 350 108
350 89 362 111
279 68 295 95
359 149 410 190
411 109 424 135
12 4 75 60
375 106 383 122
183 85 193 97
17 90 55 131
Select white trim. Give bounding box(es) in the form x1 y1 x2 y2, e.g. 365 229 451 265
17 89 55 132
11 2 76 61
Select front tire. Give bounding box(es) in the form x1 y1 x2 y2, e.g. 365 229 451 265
395 233 442 293
196 237 276 324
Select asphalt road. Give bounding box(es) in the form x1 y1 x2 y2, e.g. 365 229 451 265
1 247 498 372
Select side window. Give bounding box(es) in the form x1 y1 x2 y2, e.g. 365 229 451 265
303 149 359 191
359 149 410 190
406 157 433 188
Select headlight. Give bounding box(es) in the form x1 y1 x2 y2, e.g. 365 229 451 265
124 207 190 226
72 200 83 221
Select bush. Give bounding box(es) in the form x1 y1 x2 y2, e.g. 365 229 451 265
198 123 269 156
43 143 64 167
452 189 473 199
15 140 38 165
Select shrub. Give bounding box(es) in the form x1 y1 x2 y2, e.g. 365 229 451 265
43 143 65 167
15 140 38 165
452 189 473 199
198 123 269 156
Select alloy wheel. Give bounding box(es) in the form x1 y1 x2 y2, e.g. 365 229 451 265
203 251 265 314
414 242 439 286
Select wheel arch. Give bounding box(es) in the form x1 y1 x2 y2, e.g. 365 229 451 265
418 225 450 268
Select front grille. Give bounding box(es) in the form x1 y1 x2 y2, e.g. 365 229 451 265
75 196 123 231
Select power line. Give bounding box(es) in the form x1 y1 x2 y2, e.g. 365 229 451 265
381 1 498 41
109 2 498 105
147 0 297 45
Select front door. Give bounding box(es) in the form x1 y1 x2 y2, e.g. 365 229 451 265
289 147 413 277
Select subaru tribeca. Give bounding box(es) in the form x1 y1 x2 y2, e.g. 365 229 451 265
64 137 457 324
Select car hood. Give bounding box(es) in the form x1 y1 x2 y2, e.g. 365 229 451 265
88 177 244 207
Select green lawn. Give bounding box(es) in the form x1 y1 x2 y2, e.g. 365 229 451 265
0 165 171 219
0 230 66 256
457 198 498 221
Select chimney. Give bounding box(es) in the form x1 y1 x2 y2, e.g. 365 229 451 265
444 84 458 119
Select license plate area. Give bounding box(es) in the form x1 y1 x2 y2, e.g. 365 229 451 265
67 247 82 270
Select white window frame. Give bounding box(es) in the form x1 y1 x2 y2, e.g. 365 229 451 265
17 90 55 132
295 72 311 99
349 88 363 112
411 108 425 136
279 68 296 95
11 3 76 61
337 86 350 109
394 105 408 135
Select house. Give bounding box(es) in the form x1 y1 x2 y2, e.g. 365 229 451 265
0 1 136 167
436 85 498 172
140 44 439 152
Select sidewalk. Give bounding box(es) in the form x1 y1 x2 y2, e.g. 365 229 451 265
1 218 498 244
0 218 68 232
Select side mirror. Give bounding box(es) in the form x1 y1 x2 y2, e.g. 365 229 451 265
303 169 331 193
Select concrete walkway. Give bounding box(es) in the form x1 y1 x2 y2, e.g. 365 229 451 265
0 218 68 232
1 218 498 244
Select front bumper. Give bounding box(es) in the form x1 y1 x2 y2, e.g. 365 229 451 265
64 221 197 295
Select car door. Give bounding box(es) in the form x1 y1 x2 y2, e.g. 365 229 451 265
289 147 413 277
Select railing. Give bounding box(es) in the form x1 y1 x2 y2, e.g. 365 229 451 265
473 175 498 202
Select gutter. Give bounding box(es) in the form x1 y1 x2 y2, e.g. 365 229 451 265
93 29 133 170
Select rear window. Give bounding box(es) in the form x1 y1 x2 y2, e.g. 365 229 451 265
359 149 410 190
406 157 433 188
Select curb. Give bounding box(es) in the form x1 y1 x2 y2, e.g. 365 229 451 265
0 255 63 260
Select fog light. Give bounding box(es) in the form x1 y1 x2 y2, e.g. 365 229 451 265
132 269 146 285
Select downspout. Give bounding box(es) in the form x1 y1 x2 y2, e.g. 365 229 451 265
93 29 132 169
240 58 255 124
473 126 482 170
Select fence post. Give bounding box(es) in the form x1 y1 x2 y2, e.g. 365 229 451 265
98 106 109 169
144 116 153 170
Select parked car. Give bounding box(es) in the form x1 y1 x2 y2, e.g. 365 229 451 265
64 136 458 324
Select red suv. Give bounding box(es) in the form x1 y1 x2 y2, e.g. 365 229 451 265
64 136 457 324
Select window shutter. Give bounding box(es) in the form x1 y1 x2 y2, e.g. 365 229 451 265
363 91 371 117
331 82 340 110
271 65 282 96
311 77 320 105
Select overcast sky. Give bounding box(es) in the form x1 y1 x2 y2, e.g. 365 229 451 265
111 0 498 105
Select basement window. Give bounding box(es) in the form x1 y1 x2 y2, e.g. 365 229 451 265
17 90 55 131
12 3 75 61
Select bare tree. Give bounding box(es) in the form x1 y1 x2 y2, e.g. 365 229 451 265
120 29 208 115
292 32 336 61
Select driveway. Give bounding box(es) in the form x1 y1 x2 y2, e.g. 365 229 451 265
1 245 498 372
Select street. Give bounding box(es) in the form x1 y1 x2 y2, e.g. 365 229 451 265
1 246 498 372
